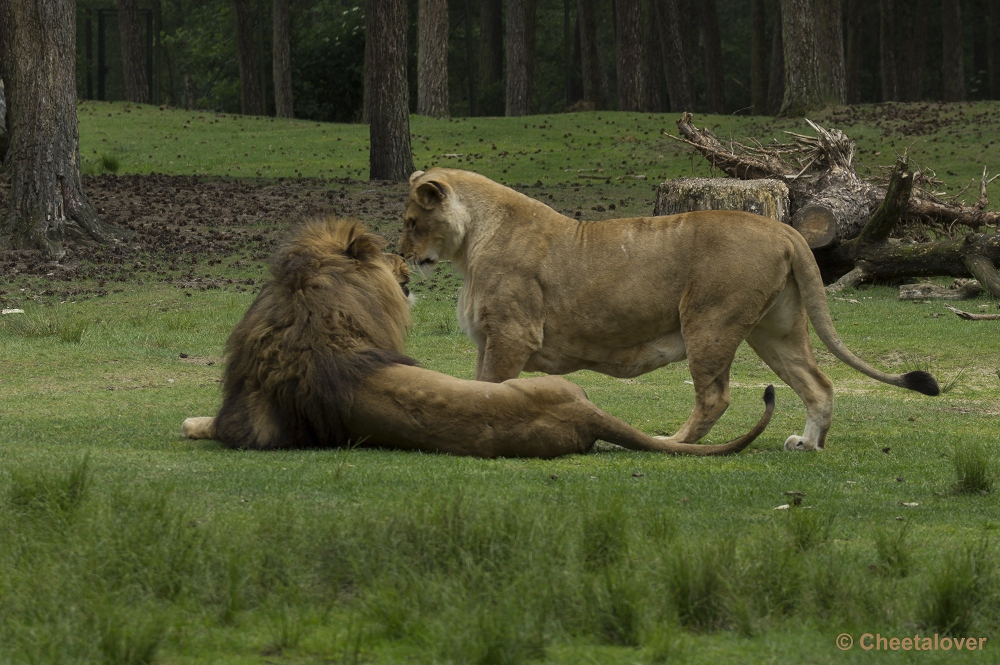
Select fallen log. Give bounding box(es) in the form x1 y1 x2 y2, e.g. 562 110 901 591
654 177 790 221
945 305 1000 321
898 280 983 300
668 113 1000 247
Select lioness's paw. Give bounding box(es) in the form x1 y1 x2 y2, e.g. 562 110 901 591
784 435 821 452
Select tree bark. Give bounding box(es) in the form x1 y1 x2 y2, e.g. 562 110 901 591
479 0 504 115
896 0 928 100
366 0 414 181
654 177 790 222
658 0 695 112
778 0 845 116
505 0 536 116
577 0 604 108
233 0 264 115
991 0 1000 99
117 0 149 104
844 0 861 104
642 0 665 111
766 4 784 114
878 0 897 102
0 0 118 256
941 0 965 102
614 0 644 111
750 0 767 115
700 0 724 113
418 0 450 117
272 0 294 118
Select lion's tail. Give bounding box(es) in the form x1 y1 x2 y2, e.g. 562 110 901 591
599 385 775 456
787 230 939 396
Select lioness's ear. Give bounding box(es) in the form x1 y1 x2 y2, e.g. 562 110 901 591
408 170 426 186
414 180 447 209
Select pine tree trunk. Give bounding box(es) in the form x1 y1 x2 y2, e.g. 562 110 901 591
779 0 845 116
479 0 504 115
614 0 643 111
366 0 414 181
505 0 536 116
272 0 294 118
766 5 784 114
700 0 724 113
878 0 897 101
578 0 604 108
418 0 450 117
990 0 1000 99
642 0 664 111
658 0 695 112
117 0 149 104
844 0 861 104
941 0 965 101
750 0 767 115
233 0 263 115
896 0 928 100
0 0 117 257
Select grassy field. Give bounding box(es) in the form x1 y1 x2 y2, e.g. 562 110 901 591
1 102 999 664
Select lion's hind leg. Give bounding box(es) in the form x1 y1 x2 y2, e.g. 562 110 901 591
746 306 834 452
182 416 217 439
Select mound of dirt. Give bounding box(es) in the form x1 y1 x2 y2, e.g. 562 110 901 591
0 174 411 305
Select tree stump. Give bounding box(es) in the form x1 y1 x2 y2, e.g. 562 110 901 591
654 177 790 222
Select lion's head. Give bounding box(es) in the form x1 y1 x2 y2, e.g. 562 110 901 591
400 169 471 275
214 217 416 449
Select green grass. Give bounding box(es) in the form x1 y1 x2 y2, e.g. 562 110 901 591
1 102 999 663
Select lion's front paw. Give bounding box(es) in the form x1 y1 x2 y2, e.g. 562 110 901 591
182 416 215 440
784 434 821 452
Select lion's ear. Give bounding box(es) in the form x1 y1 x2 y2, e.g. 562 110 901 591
408 170 426 186
414 180 447 209
346 231 387 261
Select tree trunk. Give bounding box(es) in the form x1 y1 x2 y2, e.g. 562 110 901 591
272 0 294 118
658 0 695 112
614 0 643 111
233 0 263 115
0 0 117 257
0 6 10 162
878 0 897 102
479 0 504 115
418 0 450 117
464 0 478 115
505 0 536 116
941 0 965 101
766 5 784 114
778 0 845 116
366 0 414 181
577 0 604 108
896 0 928 100
750 0 767 115
844 0 861 103
700 0 724 113
654 177 790 222
641 0 665 111
991 0 1000 99
117 0 149 104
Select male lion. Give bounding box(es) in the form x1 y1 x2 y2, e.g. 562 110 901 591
182 217 775 458
399 168 940 452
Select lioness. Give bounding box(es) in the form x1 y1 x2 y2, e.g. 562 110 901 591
182 217 774 458
399 168 939 452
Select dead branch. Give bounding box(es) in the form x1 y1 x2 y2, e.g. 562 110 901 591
945 305 1000 321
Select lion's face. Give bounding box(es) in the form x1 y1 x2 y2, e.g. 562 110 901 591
399 170 467 275
382 252 416 306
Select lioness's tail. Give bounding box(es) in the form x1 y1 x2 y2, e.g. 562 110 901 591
787 230 939 396
601 385 775 456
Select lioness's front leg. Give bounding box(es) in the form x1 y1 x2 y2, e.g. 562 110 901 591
476 335 532 382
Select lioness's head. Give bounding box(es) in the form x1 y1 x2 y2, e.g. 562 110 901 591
399 169 469 275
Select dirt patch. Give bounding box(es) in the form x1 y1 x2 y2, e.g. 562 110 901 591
0 174 412 306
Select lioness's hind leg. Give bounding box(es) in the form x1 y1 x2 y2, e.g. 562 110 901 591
747 316 834 452
182 416 217 439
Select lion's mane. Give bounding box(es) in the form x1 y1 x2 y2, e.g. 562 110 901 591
214 217 416 450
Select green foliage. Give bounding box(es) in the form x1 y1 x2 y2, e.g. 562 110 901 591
919 539 996 635
874 523 914 578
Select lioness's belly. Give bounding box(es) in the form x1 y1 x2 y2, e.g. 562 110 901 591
524 331 687 378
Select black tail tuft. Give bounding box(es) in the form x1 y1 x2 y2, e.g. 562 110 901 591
763 384 776 406
902 370 940 396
